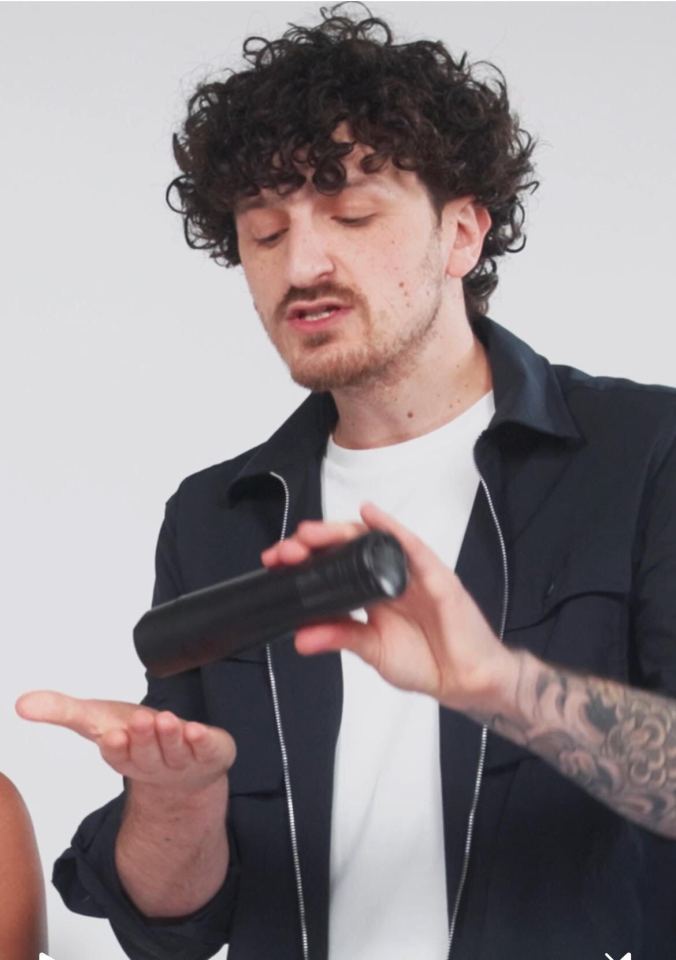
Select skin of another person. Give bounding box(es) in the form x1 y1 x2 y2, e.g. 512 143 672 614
0 774 47 959
15 136 676 919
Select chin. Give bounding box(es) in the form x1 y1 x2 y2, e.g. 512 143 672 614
282 336 366 391
288 353 396 392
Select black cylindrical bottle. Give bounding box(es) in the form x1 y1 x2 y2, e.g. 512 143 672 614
134 531 408 678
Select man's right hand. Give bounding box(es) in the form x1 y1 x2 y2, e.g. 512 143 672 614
15 691 236 793
16 690 236 917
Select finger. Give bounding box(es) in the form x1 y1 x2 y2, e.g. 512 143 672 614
262 519 367 567
295 618 381 666
261 538 312 567
294 519 367 548
127 708 165 774
262 521 367 565
185 722 236 771
99 727 131 772
15 691 103 741
155 711 192 769
16 690 141 744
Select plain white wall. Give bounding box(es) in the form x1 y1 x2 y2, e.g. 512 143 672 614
1 2 675 958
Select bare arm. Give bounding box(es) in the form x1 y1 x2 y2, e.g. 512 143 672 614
116 779 230 917
262 503 676 839
0 774 47 960
112 710 232 917
470 650 676 838
17 692 235 918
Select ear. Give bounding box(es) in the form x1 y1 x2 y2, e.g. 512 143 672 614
441 198 492 279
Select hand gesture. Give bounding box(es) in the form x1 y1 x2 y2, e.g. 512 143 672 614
15 691 236 798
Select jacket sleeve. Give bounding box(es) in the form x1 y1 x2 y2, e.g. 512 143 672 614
631 420 676 696
52 494 239 960
627 417 676 960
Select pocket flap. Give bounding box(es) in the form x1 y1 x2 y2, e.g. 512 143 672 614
483 730 532 771
507 546 631 631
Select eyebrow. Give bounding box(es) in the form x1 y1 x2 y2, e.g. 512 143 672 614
234 176 388 215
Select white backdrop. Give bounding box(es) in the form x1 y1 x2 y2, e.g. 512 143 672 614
1 2 675 958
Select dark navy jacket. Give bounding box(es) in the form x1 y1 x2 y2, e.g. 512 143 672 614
54 317 676 960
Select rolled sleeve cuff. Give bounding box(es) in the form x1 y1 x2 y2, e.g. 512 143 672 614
53 793 238 960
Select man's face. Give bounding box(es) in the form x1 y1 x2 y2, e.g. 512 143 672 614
234 143 452 393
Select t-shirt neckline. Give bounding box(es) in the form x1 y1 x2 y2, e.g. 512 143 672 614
325 390 495 471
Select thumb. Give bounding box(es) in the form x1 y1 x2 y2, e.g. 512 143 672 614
16 690 138 742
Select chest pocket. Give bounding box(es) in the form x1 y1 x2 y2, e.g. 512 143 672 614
483 550 632 772
202 653 284 797
505 544 632 678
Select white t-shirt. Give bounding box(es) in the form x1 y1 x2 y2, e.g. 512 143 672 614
321 391 495 960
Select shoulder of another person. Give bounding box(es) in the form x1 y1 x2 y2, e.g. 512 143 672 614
0 774 31 825
0 773 22 808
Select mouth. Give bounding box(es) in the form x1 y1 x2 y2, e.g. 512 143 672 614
285 300 351 330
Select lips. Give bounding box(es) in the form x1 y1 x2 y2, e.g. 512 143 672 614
285 299 349 323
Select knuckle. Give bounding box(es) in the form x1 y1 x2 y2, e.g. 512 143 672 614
156 711 179 732
426 570 450 602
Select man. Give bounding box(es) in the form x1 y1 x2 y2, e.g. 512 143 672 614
17 7 676 960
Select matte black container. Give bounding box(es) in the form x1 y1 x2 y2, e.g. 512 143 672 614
134 531 408 678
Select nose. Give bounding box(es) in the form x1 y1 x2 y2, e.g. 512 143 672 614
284 216 335 288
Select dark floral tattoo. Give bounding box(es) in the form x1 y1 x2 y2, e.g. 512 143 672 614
472 652 676 838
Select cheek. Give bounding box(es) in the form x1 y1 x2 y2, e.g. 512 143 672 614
397 279 411 308
242 263 277 316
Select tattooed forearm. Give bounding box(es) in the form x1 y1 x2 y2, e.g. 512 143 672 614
470 651 676 838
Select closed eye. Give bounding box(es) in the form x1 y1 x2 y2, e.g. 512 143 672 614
253 216 373 245
254 229 287 247
335 216 374 227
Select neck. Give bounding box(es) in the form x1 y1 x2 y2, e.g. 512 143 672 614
331 313 492 450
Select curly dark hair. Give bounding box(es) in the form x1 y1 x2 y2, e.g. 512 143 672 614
167 4 538 317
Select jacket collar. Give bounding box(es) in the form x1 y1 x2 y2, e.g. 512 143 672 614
472 316 580 441
228 316 581 500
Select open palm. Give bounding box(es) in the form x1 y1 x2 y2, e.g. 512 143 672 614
16 691 236 796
